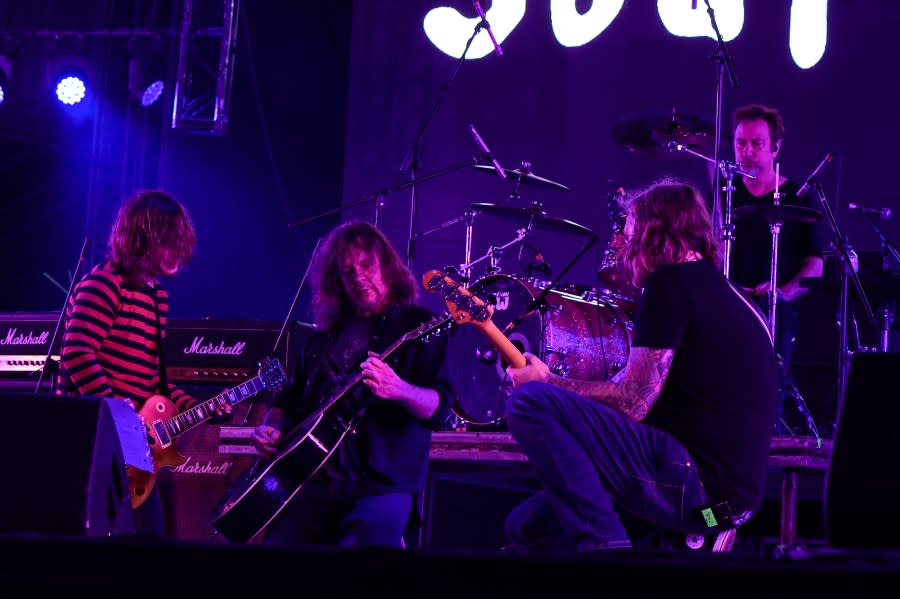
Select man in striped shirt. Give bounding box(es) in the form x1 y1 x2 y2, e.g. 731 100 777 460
62 190 206 535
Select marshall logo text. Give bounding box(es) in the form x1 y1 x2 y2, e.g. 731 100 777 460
1 328 50 347
183 336 246 356
170 456 235 476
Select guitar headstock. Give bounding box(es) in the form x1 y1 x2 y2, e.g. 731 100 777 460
257 356 287 393
401 312 453 344
422 270 493 329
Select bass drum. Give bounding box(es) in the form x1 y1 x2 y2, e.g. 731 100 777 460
448 274 633 427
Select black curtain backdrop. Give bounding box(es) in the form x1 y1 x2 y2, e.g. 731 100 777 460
343 0 900 316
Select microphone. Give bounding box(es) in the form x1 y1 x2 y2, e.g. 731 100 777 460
473 0 504 56
796 151 835 198
468 124 507 179
848 202 892 221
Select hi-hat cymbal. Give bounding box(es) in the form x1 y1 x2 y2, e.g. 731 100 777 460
612 109 713 156
471 202 593 236
473 164 571 192
733 204 823 224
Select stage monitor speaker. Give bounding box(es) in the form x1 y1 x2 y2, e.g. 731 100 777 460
824 352 900 549
0 392 133 536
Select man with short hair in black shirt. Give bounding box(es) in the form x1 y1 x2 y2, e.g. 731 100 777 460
502 178 779 552
728 104 826 366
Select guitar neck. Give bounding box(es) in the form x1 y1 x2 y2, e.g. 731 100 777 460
163 374 266 440
477 320 526 368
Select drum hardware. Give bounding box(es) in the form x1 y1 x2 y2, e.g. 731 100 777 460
472 161 572 192
447 274 633 427
611 109 714 157
854 209 900 352
668 141 756 278
470 202 594 237
503 233 599 336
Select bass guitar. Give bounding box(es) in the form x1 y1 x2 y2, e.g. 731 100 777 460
422 269 526 369
208 312 451 543
128 356 287 508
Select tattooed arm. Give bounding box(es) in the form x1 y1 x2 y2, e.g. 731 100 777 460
507 348 674 422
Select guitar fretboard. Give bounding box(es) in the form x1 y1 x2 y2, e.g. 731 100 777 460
164 376 266 438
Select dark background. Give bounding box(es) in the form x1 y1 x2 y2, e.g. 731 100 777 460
2 1 900 431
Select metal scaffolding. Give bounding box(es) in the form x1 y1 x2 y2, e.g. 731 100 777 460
171 0 240 134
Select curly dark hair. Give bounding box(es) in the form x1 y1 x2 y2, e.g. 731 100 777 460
732 104 785 145
311 220 417 329
624 178 722 288
108 190 196 283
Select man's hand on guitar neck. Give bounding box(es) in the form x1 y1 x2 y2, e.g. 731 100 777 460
361 351 441 420
506 352 551 387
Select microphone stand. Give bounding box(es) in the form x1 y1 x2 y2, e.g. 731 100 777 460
811 181 876 416
287 19 486 247
394 18 486 267
36 237 90 395
287 155 487 230
860 212 900 351
703 0 739 264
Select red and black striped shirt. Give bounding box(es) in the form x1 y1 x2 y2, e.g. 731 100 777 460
61 261 195 411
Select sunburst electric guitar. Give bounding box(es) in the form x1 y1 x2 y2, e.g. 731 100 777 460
128 356 287 509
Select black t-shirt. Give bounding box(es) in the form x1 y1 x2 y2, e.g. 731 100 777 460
272 305 454 496
728 178 827 291
634 260 779 512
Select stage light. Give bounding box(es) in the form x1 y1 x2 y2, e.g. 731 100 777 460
0 55 11 105
54 68 87 105
128 53 165 107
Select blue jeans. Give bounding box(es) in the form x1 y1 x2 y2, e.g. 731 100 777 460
504 382 709 552
264 473 413 548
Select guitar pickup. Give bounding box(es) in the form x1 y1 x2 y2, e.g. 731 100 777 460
218 426 259 455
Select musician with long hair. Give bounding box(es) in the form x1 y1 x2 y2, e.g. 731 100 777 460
61 190 210 535
250 220 453 547
502 178 779 552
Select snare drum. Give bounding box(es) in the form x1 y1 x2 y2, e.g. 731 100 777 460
448 274 633 426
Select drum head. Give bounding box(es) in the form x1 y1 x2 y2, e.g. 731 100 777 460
448 275 543 426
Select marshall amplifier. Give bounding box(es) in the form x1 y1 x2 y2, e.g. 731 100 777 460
164 318 292 384
0 312 63 392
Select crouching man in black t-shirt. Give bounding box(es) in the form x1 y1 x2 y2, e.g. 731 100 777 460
503 178 779 553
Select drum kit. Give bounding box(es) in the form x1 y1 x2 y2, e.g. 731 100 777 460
442 108 843 436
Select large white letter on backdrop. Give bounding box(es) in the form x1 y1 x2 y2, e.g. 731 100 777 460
550 0 624 48
423 0 526 60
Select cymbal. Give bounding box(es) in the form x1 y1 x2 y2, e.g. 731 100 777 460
473 164 571 192
471 202 593 236
612 109 713 155
733 204 823 224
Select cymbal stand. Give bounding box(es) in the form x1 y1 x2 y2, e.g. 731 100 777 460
860 210 900 351
811 182 876 414
459 227 530 280
669 142 754 277
767 166 783 339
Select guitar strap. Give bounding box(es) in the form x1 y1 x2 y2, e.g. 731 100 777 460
152 285 168 395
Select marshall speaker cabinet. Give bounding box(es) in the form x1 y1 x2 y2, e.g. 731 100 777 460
158 319 314 541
